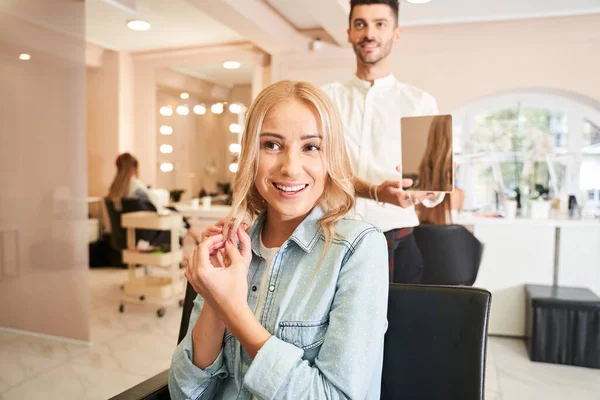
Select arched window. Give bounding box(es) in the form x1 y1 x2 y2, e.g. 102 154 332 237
452 91 600 213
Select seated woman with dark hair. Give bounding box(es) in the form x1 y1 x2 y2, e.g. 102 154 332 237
107 152 203 243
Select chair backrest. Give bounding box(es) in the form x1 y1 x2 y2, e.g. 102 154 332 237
382 284 491 400
104 198 126 250
413 224 484 286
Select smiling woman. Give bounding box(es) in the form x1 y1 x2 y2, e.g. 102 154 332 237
169 81 390 400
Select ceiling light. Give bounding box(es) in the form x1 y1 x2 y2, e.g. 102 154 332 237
407 0 432 3
160 144 173 154
229 143 241 153
229 163 239 173
229 123 242 134
223 61 240 69
160 162 174 172
211 103 224 114
193 105 206 115
127 20 151 31
19 53 31 61
229 103 243 114
160 125 173 135
176 105 189 116
159 106 173 116
180 93 189 99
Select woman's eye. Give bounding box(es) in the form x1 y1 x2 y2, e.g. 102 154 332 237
264 141 281 150
304 144 321 152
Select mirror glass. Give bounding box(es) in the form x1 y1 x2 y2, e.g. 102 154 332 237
401 114 454 192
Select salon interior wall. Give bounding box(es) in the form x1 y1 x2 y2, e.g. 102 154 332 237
87 48 135 198
271 14 600 111
0 1 90 341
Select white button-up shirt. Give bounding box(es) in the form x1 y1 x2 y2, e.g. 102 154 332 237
323 74 440 232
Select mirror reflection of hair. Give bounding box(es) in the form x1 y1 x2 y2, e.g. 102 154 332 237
401 115 453 192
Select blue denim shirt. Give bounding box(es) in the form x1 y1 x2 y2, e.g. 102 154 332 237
169 206 389 399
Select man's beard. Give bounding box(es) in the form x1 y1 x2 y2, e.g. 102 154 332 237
352 38 393 65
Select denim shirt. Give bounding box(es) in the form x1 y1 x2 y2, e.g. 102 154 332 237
169 206 389 400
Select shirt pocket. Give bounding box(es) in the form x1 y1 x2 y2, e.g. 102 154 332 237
278 319 329 365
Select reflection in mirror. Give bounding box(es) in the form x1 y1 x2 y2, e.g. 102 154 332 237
401 115 454 192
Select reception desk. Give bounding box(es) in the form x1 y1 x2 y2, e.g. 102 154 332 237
456 215 600 337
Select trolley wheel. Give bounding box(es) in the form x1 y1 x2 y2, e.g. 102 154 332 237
157 308 166 318
179 299 184 307
119 304 125 313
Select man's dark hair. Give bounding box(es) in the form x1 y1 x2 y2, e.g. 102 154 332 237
349 0 400 25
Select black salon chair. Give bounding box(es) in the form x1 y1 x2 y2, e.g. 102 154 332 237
111 283 491 400
413 224 484 286
381 284 491 399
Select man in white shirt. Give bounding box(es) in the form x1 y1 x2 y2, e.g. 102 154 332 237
322 0 443 283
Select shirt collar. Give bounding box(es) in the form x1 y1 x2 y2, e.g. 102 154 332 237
250 206 324 257
350 73 396 89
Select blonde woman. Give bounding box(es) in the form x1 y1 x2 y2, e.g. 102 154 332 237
169 81 388 399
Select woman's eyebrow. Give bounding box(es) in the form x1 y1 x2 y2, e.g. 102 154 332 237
260 132 284 139
301 134 322 140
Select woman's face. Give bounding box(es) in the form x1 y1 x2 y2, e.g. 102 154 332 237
254 99 327 222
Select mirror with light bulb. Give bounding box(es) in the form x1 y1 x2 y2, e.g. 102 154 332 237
155 60 255 206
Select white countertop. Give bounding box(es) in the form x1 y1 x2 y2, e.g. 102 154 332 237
455 213 600 227
174 204 231 219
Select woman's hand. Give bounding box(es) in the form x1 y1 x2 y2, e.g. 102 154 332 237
184 224 253 320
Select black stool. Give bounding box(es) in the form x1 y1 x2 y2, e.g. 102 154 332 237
526 284 600 369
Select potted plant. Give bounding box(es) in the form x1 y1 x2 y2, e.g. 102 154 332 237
169 189 185 203
530 184 551 219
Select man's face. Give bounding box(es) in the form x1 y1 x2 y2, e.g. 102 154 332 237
348 4 400 66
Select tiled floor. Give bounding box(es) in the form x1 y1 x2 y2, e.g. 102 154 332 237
1 268 599 399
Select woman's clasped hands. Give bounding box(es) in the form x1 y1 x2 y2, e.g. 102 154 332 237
184 220 252 323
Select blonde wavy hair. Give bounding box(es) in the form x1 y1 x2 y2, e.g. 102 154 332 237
227 81 355 253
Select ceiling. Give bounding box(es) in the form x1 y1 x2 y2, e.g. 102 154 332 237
266 0 600 29
83 0 600 52
171 63 254 88
85 0 242 51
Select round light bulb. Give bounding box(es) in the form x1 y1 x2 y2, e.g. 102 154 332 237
229 143 241 153
180 92 189 99
159 125 173 135
211 103 224 114
127 20 151 31
223 61 240 69
229 123 242 134
176 105 189 116
193 105 206 115
229 103 243 114
160 144 173 154
160 162 174 172
159 106 173 116
229 163 239 173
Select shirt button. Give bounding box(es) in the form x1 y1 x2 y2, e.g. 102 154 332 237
268 285 275 292
251 286 257 292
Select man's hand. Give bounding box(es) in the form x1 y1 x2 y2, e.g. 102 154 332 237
375 166 436 208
